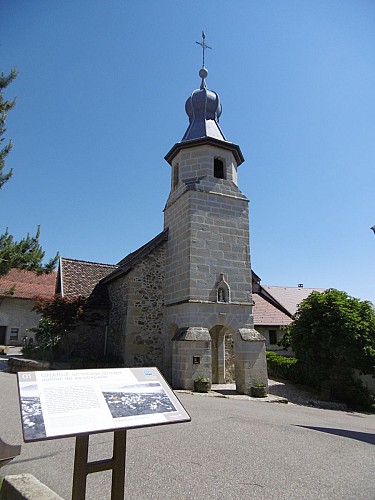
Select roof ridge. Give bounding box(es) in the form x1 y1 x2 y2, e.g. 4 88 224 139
61 257 118 268
263 284 324 290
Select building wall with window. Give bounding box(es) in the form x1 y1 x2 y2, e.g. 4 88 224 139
255 326 294 356
0 297 42 345
0 269 56 346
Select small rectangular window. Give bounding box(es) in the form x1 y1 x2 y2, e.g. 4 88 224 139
269 330 277 345
173 164 179 188
10 328 19 342
214 158 225 179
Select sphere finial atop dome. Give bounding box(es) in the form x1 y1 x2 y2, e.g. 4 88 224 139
199 67 208 89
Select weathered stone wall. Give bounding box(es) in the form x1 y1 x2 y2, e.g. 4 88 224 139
163 300 258 386
107 242 166 370
234 330 269 394
224 331 235 382
172 335 212 390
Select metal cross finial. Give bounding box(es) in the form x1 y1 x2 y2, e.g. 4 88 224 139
196 31 211 68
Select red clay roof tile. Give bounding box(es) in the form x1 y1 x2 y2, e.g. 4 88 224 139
261 285 325 316
59 258 117 299
0 269 57 300
252 293 291 326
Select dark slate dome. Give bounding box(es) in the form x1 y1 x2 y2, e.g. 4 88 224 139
181 67 226 142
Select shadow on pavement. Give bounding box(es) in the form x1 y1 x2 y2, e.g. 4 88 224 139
13 452 61 464
211 388 239 396
295 425 375 445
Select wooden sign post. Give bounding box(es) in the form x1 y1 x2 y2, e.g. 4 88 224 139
17 367 190 500
72 430 126 500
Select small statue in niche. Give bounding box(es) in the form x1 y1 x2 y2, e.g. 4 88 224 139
218 288 225 302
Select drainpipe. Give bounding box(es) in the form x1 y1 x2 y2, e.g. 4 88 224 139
104 325 108 356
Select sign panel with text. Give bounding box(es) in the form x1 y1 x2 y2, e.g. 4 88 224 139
17 367 190 442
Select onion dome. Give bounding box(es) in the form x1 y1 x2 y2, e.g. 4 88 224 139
181 67 226 142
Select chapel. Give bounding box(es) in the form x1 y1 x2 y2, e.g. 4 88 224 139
56 61 268 394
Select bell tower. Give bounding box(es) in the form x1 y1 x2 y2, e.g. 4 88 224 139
163 42 267 394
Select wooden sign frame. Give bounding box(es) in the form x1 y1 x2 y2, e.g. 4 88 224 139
17 367 191 499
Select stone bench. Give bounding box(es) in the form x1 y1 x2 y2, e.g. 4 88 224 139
0 474 63 500
0 438 21 468
6 358 50 373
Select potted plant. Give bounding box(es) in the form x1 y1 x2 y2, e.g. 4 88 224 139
250 380 267 398
194 374 212 393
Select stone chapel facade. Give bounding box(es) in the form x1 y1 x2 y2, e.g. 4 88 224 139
57 66 268 394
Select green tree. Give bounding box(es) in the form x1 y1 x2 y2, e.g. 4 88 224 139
0 225 59 276
0 67 17 189
281 289 375 407
25 295 115 366
26 295 86 362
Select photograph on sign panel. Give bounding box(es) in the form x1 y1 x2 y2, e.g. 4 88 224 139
19 383 47 440
102 381 177 418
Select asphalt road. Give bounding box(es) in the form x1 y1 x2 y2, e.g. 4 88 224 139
1 371 374 500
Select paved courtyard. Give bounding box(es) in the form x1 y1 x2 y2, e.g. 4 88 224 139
1 369 374 499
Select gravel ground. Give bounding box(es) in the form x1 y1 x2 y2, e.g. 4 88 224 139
268 377 348 410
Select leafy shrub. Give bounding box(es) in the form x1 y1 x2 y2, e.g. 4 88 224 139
280 289 375 409
266 350 375 410
26 296 108 364
266 351 300 383
322 370 374 409
22 317 63 361
284 289 375 377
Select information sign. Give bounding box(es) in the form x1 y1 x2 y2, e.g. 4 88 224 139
17 367 190 442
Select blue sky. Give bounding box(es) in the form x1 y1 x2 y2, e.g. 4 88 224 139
1 1 374 302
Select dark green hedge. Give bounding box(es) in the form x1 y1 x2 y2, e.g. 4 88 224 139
266 350 374 409
266 350 326 388
266 351 300 382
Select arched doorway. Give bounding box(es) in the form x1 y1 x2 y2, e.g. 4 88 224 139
210 326 235 384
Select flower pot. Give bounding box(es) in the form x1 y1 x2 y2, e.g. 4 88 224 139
194 380 211 393
251 386 267 398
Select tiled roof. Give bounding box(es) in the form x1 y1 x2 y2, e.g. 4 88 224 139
0 269 56 300
58 258 117 299
261 285 325 316
252 292 291 326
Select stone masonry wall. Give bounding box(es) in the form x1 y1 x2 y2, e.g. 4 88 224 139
107 242 166 370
